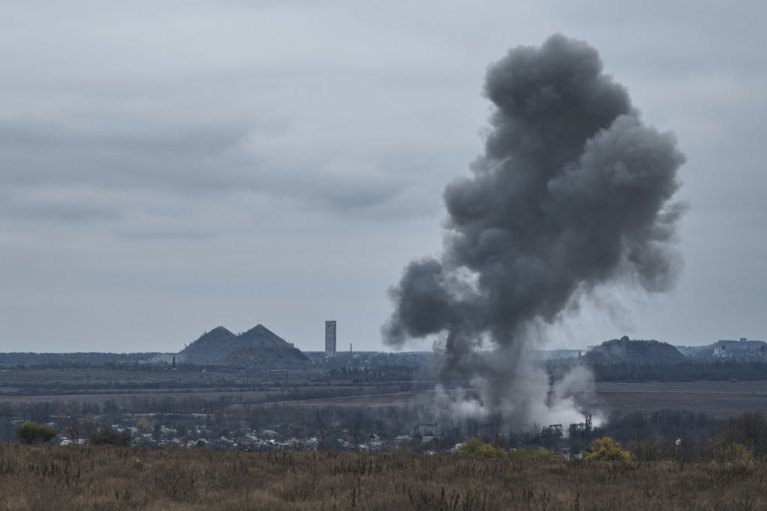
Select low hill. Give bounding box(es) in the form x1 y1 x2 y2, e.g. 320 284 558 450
178 324 310 368
178 326 239 365
585 336 686 365
216 325 311 368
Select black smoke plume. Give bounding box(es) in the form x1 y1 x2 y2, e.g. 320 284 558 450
384 35 686 425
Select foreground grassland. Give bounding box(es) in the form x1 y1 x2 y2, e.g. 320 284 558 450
0 445 764 511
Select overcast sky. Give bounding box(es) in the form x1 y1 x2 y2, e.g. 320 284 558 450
1 1 765 353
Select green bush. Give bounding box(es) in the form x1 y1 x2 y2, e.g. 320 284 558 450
585 436 632 462
16 422 57 444
458 437 509 458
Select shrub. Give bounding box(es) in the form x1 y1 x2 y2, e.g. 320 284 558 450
720 412 767 456
585 436 632 462
16 422 56 444
91 426 131 446
458 437 509 458
629 438 666 462
708 437 755 466
508 447 558 461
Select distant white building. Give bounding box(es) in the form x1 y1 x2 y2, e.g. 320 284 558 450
713 338 767 358
325 320 336 357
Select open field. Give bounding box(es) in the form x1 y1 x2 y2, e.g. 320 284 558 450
0 444 763 511
0 384 412 406
259 381 767 419
2 378 767 419
596 381 767 419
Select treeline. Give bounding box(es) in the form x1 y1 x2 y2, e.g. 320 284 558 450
548 359 767 381
328 365 421 381
0 352 160 368
9 353 767 384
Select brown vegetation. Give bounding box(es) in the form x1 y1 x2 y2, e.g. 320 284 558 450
0 444 764 511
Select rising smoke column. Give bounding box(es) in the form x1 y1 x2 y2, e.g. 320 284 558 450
383 34 686 425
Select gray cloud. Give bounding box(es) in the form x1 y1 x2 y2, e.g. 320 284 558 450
0 1 765 353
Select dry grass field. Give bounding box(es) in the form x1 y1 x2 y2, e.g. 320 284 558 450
2 365 767 420
264 381 767 419
0 444 764 511
596 381 767 418
5 380 765 419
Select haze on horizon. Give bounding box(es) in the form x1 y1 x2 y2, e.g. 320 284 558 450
1 1 765 353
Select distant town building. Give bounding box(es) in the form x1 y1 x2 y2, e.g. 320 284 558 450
713 338 767 358
325 321 336 357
